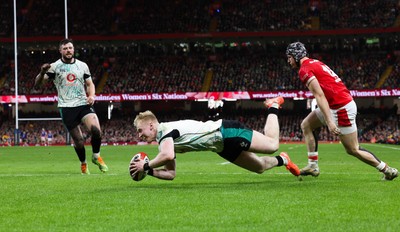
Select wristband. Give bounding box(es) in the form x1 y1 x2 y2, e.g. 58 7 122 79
143 163 154 176
143 162 151 171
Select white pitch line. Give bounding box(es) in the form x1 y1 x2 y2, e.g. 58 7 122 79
287 144 305 150
176 172 380 176
360 143 400 151
0 172 382 177
220 161 231 165
0 173 119 177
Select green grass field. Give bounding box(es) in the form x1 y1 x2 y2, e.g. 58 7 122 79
0 143 399 232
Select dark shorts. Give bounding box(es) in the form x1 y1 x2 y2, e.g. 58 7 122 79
217 120 253 163
59 105 96 131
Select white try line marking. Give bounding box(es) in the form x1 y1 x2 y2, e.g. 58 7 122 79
0 173 119 177
177 172 381 176
0 171 382 177
220 161 231 165
361 143 400 151
287 144 305 150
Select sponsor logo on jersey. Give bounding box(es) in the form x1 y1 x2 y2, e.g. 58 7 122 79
66 73 76 82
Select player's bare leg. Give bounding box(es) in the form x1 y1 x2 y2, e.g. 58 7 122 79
233 151 278 173
82 113 108 173
340 132 398 180
234 96 300 176
69 126 89 174
300 111 323 177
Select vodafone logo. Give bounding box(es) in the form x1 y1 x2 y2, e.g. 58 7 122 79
66 73 76 82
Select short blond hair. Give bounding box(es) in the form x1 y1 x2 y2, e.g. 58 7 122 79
133 110 158 127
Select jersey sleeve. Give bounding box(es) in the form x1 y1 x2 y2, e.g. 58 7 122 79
298 66 316 86
83 63 91 80
156 123 180 144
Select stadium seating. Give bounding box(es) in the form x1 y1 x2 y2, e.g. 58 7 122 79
0 42 397 95
1 0 398 36
0 0 398 145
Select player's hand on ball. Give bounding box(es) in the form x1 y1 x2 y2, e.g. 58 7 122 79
129 158 144 176
129 152 150 181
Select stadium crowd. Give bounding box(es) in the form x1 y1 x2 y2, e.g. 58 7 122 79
1 0 399 37
1 106 398 146
1 42 398 95
0 0 399 147
1 0 399 95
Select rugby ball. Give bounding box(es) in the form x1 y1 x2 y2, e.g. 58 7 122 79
129 152 150 181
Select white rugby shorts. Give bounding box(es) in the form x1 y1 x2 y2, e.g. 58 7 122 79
315 100 357 135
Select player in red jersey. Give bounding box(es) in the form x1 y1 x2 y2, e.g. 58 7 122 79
286 42 398 181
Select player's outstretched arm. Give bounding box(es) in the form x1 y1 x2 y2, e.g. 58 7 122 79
129 158 176 180
149 138 175 169
152 160 176 180
145 138 176 180
130 138 176 180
